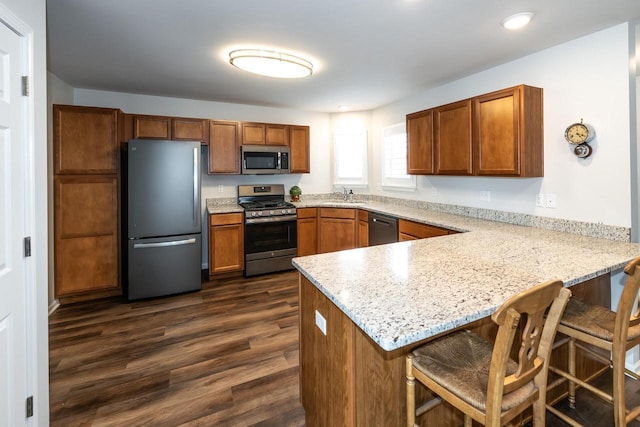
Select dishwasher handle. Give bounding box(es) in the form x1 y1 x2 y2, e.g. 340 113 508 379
372 217 393 227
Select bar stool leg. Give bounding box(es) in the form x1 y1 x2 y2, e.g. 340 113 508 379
406 355 416 427
612 346 626 427
568 337 576 409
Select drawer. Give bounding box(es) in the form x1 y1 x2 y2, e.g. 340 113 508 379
320 208 356 219
398 219 449 239
210 212 243 226
297 207 318 219
358 209 368 221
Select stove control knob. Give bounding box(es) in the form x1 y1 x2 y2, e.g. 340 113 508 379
281 209 286 214
251 212 256 217
257 211 262 216
270 210 275 215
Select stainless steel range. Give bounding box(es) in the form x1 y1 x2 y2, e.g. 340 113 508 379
238 184 297 276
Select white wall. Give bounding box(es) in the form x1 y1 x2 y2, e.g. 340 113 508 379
371 23 634 227
2 0 49 423
72 89 333 266
47 72 73 308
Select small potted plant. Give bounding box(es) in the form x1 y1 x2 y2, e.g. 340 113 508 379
289 185 302 202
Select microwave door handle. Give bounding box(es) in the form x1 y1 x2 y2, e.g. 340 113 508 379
277 152 281 170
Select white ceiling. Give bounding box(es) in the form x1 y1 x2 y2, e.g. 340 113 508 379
47 0 640 113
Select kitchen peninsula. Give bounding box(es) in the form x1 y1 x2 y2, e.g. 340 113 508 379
291 201 640 426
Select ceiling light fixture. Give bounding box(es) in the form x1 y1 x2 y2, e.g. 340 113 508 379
228 49 313 79
501 12 534 30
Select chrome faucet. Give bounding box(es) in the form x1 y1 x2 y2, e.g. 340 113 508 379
343 186 348 201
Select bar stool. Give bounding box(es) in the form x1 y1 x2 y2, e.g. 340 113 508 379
406 279 570 427
546 256 640 426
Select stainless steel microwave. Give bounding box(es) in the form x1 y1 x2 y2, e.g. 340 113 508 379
241 145 290 174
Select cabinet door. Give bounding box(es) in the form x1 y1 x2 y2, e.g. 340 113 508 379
434 99 473 175
208 120 240 174
290 125 310 173
319 209 356 253
474 85 543 177
209 214 244 275
357 210 368 247
297 217 318 256
266 124 289 146
242 122 266 145
172 118 209 143
406 109 434 174
54 176 119 296
133 115 171 139
54 105 119 174
398 219 449 240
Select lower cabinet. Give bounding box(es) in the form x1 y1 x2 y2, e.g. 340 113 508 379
208 212 244 278
297 208 318 256
54 175 120 300
398 219 451 241
319 208 357 254
357 210 368 247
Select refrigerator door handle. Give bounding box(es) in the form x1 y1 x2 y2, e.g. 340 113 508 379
193 147 199 226
133 238 197 249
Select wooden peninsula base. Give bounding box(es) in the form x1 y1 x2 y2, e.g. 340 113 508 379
299 274 611 426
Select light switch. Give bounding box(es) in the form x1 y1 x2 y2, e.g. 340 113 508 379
545 193 557 208
535 193 545 207
315 310 327 335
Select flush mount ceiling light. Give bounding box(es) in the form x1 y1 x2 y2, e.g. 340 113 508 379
228 49 313 79
501 12 534 30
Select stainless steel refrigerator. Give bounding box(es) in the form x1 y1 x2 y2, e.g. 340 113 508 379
125 139 201 300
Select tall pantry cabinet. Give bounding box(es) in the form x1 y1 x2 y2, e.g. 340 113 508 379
53 105 122 302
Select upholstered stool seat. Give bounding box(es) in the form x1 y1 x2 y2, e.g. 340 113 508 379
411 330 536 412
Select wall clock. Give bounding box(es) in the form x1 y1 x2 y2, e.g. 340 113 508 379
564 119 595 145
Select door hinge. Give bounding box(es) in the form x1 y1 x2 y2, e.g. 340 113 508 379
21 76 29 96
24 236 31 257
26 396 33 418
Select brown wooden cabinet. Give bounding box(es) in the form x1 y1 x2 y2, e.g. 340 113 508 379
297 208 318 256
241 122 265 145
406 109 434 174
208 213 244 277
290 125 310 173
407 84 543 177
172 117 209 143
241 122 289 146
319 208 357 254
266 124 289 146
473 85 543 177
434 99 473 175
208 120 240 174
53 105 122 302
357 210 368 247
398 219 450 241
132 115 171 139
54 105 120 174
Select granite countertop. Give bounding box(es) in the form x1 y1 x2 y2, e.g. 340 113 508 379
291 199 640 352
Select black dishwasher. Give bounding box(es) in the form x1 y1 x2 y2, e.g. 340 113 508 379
368 213 398 246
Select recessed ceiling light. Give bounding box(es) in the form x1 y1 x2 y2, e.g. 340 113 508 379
501 12 534 30
228 49 313 79
338 105 349 112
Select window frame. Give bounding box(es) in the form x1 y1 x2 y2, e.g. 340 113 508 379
381 122 416 191
333 129 368 187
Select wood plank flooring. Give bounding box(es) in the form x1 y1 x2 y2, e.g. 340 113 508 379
50 270 640 426
49 271 305 427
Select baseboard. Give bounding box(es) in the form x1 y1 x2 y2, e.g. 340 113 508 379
48 299 60 316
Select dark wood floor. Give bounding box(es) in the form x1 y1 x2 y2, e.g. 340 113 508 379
50 270 640 426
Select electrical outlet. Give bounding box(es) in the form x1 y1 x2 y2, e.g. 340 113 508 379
545 193 557 208
431 187 438 196
480 191 491 202
315 310 327 335
535 193 545 207
217 185 224 193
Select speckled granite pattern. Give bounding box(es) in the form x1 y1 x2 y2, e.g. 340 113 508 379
293 224 640 352
205 198 243 215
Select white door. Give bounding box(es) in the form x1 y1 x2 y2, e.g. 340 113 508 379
0 18 28 427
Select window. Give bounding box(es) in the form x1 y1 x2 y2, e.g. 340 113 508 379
333 129 368 186
382 123 416 190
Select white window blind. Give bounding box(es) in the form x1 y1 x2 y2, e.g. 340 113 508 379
382 123 416 190
333 129 368 186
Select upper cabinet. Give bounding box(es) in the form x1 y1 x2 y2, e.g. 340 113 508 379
290 125 310 173
172 117 209 144
132 115 171 139
406 109 434 174
435 99 473 175
208 120 241 174
54 105 120 174
241 122 289 146
406 84 543 177
129 115 209 144
473 85 543 177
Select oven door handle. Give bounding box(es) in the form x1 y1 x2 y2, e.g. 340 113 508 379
245 215 297 224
